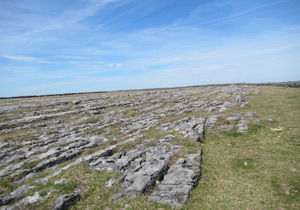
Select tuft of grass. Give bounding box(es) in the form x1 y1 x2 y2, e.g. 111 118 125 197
45 129 59 136
40 190 48 197
222 130 243 138
51 142 72 148
21 159 42 170
53 182 77 193
0 179 16 194
232 157 255 171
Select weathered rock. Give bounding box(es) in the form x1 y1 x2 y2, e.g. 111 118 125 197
0 185 35 207
17 191 45 205
245 111 256 118
161 117 205 142
53 194 79 210
205 114 224 130
33 149 82 172
219 125 234 131
227 114 242 121
237 119 249 132
149 150 202 207
54 179 68 185
0 191 48 210
206 115 218 130
89 144 145 172
0 194 14 206
0 84 258 208
240 101 248 108
10 185 35 199
120 117 159 134
112 139 181 199
219 101 235 112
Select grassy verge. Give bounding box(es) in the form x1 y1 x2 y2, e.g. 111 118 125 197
183 86 300 210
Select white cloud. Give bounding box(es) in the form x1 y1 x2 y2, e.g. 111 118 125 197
2 55 38 61
1 55 57 64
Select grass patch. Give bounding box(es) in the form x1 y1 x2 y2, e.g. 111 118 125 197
51 142 72 148
53 181 77 193
168 134 202 167
0 179 16 194
182 86 300 210
45 128 59 136
222 130 243 138
0 131 39 143
21 159 42 170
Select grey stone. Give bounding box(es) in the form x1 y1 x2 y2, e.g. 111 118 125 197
120 118 159 134
235 95 246 103
10 185 35 199
149 150 202 207
227 114 242 121
54 179 68 185
0 185 35 207
219 125 234 131
16 191 44 206
53 194 79 210
111 141 181 199
219 101 235 112
0 84 257 208
206 115 218 130
245 111 256 118
33 149 82 172
237 119 249 132
162 117 206 142
0 194 14 206
240 101 248 108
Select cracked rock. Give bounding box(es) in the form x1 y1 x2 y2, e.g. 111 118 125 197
160 117 205 142
111 139 181 199
53 194 79 210
149 150 202 207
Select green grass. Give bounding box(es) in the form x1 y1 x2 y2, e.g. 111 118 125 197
45 128 60 136
82 127 105 135
181 86 300 210
0 130 40 143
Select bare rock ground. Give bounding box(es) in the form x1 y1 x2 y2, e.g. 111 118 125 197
0 85 261 209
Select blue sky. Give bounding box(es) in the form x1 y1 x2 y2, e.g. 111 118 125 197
0 0 300 97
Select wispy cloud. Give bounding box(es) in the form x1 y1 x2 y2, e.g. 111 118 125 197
173 0 292 27
2 55 38 61
0 0 299 97
1 54 58 64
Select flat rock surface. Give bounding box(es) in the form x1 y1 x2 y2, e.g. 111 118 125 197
150 150 202 207
0 84 261 208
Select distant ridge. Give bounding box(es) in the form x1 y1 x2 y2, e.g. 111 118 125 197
1 81 299 100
